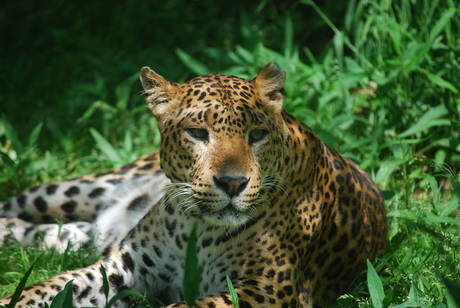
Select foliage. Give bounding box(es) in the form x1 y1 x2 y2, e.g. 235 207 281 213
183 225 204 307
3 256 40 308
1 0 459 307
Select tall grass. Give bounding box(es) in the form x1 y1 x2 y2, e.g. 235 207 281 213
1 0 459 307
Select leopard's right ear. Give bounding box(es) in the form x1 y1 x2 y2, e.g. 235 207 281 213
140 67 178 117
254 62 286 114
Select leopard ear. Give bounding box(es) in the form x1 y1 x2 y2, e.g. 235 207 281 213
140 67 177 117
254 62 286 112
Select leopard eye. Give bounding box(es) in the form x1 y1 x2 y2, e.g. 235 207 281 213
186 128 209 141
249 129 268 144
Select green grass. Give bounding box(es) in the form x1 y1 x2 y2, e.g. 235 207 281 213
1 0 459 307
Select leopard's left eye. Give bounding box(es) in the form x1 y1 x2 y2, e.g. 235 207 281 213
186 128 209 141
249 129 268 144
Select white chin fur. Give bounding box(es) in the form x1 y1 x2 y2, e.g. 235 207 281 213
202 207 249 227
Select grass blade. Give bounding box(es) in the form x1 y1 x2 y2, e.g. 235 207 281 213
1 115 24 154
28 122 43 146
183 225 203 307
89 128 121 162
226 275 239 308
100 265 110 300
443 278 460 308
428 8 457 44
49 280 75 308
175 48 210 76
398 104 449 138
6 256 41 308
418 68 458 94
367 259 384 308
105 290 144 308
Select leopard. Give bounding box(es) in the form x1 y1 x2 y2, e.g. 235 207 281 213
0 63 388 308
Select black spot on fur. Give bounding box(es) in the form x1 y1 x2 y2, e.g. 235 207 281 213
41 214 52 221
201 237 213 248
128 195 150 212
138 163 154 170
107 179 122 185
90 297 99 305
88 188 106 198
153 245 163 258
165 217 177 237
46 184 59 195
122 252 135 272
17 195 27 209
34 197 48 213
61 201 77 213
142 254 155 267
108 274 127 292
65 186 80 197
18 212 33 222
333 233 349 252
76 286 92 300
66 214 79 221
59 230 71 241
3 201 12 211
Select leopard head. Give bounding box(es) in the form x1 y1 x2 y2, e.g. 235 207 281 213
141 63 287 227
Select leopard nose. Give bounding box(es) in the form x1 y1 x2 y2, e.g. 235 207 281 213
213 176 249 197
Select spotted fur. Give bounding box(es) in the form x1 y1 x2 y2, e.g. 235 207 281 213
0 63 387 307
0 153 168 254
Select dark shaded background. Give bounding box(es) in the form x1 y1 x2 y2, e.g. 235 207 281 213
0 0 345 145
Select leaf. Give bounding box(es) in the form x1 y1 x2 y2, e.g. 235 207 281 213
421 217 460 224
28 122 43 146
418 68 458 94
333 31 344 71
422 173 440 203
49 280 75 308
398 104 449 138
115 73 138 110
1 115 24 154
443 278 460 308
175 49 210 76
183 225 203 307
387 210 419 220
408 283 419 302
89 128 121 162
403 42 428 74
100 265 110 299
0 151 16 169
380 190 396 200
392 301 426 308
6 256 42 308
77 100 113 124
284 13 294 57
367 259 385 308
123 130 133 156
375 160 403 184
106 290 144 308
428 8 457 45
382 289 394 308
226 275 239 308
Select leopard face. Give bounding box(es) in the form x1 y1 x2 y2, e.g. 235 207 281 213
141 65 287 227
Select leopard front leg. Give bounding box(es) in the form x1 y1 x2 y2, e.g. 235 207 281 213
164 284 300 308
0 203 184 308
